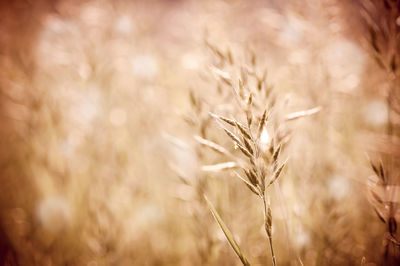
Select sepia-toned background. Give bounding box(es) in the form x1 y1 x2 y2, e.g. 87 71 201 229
0 0 399 265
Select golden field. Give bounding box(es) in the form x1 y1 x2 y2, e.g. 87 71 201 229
0 0 399 265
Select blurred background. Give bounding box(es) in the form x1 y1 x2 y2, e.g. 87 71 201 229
0 0 399 265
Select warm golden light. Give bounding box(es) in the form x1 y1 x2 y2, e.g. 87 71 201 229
0 0 399 265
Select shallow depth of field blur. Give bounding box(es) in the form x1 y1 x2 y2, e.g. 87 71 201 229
1 0 400 265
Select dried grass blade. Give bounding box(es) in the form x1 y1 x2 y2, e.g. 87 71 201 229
168 163 192 186
210 66 232 86
209 112 236 126
194 135 230 156
235 121 252 140
204 195 252 266
373 206 386 223
227 47 234 64
268 160 287 187
285 106 322 121
272 144 281 163
369 159 380 177
205 40 226 60
244 169 258 186
379 162 385 182
202 162 238 172
237 144 252 158
234 171 259 196
223 127 242 145
258 109 267 138
369 189 383 204
242 137 254 155
247 93 253 106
